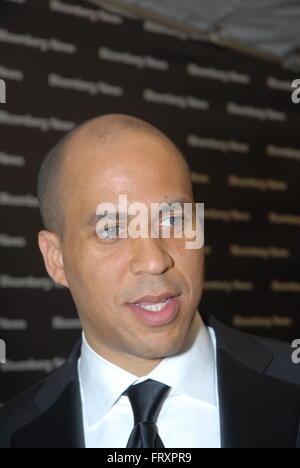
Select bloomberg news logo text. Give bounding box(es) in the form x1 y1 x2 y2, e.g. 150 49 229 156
0 79 6 104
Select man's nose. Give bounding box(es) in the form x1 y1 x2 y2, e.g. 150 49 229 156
129 237 174 276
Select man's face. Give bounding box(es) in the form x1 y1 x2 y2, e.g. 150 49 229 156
43 131 205 362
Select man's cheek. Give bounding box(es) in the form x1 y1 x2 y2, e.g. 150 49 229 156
182 249 203 272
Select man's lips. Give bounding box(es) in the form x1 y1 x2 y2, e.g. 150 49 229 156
128 292 179 306
126 295 181 326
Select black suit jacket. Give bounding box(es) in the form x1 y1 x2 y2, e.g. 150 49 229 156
0 310 300 448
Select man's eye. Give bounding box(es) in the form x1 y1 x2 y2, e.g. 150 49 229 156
97 225 121 239
161 215 184 227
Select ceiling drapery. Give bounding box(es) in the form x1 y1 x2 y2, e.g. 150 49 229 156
88 0 300 71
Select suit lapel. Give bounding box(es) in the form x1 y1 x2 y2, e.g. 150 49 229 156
217 348 300 448
202 311 300 448
11 379 85 448
10 341 85 448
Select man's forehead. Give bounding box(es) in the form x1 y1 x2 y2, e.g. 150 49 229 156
68 147 192 216
64 124 182 171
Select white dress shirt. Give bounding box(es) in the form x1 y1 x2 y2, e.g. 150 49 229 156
78 311 221 448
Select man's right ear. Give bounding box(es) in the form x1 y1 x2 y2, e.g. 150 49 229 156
38 230 69 288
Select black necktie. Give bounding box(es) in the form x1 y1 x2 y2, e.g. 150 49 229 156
124 379 171 448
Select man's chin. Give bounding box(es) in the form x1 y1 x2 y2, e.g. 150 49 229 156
134 339 186 361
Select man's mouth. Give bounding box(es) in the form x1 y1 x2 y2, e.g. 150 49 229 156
128 292 179 306
126 294 181 326
134 297 173 312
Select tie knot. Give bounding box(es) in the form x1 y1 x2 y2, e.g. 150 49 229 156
124 379 171 425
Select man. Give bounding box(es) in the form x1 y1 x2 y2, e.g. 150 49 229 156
0 114 299 448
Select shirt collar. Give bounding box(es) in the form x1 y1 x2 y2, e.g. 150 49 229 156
78 311 217 427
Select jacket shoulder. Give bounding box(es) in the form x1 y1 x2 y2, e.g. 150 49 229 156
0 378 46 448
0 341 81 448
249 333 300 386
202 309 300 387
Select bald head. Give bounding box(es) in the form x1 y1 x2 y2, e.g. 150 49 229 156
37 114 192 238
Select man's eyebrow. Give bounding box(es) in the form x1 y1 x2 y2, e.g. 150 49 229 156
82 199 193 229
